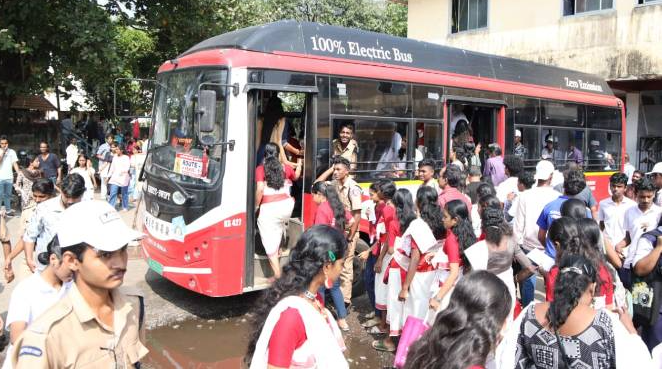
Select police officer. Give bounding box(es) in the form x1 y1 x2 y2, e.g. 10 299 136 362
332 123 358 172
316 155 362 306
12 200 147 368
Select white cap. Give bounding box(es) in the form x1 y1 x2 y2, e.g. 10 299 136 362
515 129 522 137
647 162 663 175
57 200 143 252
535 160 555 180
545 135 554 143
590 140 600 146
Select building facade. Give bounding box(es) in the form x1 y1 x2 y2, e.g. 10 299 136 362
408 0 661 171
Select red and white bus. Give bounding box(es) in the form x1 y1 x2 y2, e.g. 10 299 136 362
139 21 625 297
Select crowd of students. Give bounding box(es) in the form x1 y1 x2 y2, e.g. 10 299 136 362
247 144 663 368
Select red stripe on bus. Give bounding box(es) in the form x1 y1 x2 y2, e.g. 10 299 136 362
160 49 622 108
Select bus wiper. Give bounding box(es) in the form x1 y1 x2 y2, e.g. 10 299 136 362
149 162 194 203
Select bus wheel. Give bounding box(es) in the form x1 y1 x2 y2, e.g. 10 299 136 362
351 239 370 299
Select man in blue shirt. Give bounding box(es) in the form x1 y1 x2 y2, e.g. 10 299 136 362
536 169 588 259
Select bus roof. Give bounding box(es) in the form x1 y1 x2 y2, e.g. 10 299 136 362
182 20 614 96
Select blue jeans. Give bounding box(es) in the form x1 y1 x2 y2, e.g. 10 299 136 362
364 253 381 317
520 274 536 307
0 179 11 210
109 184 129 210
319 280 348 319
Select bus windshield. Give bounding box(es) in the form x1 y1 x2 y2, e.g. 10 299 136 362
147 69 228 186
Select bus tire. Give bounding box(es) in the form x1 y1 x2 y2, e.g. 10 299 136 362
351 239 370 299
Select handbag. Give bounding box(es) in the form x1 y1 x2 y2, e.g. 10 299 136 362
394 310 431 368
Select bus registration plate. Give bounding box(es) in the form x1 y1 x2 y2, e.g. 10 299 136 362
147 258 163 275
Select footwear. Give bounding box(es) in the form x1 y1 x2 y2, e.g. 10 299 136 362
372 339 396 352
368 325 388 335
362 318 380 328
363 311 376 319
337 319 350 332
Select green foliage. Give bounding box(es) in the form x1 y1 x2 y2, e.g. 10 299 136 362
1 0 407 119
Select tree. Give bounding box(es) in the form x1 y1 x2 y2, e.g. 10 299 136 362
0 0 121 122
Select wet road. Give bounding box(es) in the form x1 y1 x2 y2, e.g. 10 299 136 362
142 294 395 369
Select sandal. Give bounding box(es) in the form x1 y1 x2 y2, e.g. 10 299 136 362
363 311 376 319
337 319 350 332
372 340 396 352
368 325 388 335
362 318 380 328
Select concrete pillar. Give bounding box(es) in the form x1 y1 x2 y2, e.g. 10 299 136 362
625 92 640 169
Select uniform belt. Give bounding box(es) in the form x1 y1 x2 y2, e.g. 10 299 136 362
261 194 291 204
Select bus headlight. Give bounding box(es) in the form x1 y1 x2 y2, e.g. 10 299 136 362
172 191 187 205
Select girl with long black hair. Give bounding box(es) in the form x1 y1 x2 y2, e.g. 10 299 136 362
429 199 477 313
311 181 352 331
405 270 512 369
507 254 649 369
370 180 397 335
255 142 301 279
545 217 615 309
464 207 531 325
246 225 348 369
374 186 442 352
373 188 416 352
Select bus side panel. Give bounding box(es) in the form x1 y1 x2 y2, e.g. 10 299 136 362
585 172 613 204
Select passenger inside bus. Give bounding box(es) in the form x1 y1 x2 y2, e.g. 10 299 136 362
332 122 358 172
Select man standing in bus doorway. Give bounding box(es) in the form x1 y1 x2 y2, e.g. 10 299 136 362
332 123 358 173
317 156 362 308
513 130 526 159
483 143 506 187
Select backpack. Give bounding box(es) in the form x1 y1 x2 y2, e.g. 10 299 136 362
630 228 662 327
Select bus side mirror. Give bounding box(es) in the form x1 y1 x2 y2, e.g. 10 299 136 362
198 90 216 133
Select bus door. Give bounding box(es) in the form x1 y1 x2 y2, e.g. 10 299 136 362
444 96 507 169
244 86 317 289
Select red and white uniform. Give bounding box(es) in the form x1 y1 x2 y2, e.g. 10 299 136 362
374 204 396 311
249 296 347 369
256 164 297 258
384 218 438 336
429 230 464 315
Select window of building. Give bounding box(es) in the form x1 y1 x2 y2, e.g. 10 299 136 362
637 0 660 4
564 0 614 16
452 0 488 34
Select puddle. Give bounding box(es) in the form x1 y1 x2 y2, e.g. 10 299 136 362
143 317 387 369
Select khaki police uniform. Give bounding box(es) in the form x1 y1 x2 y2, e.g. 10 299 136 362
332 139 358 169
12 283 148 369
331 176 363 303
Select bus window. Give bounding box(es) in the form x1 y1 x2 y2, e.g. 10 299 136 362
587 106 622 131
586 131 621 171
413 85 444 119
514 97 540 125
418 121 443 167
333 118 410 181
514 126 540 167
541 100 585 127
330 78 411 118
540 128 585 169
